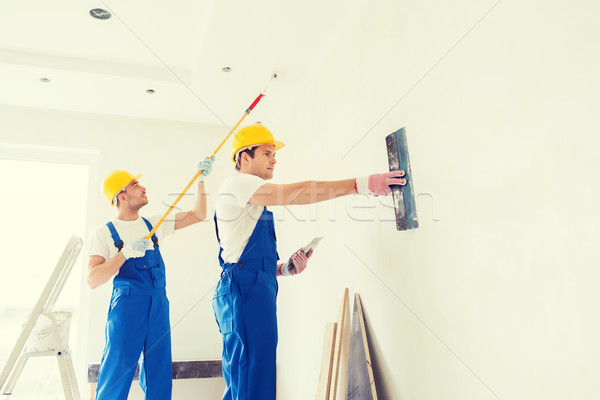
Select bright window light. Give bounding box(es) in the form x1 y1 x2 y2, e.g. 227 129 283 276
0 157 89 398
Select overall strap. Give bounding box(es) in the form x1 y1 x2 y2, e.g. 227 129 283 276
141 217 159 248
213 213 221 244
236 206 269 262
214 213 225 266
106 221 123 251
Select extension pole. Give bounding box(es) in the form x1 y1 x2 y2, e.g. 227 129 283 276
145 76 276 239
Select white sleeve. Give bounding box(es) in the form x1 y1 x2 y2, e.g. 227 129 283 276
87 225 111 259
228 174 267 208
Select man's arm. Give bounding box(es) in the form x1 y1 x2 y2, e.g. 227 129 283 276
174 179 207 230
249 171 406 206
88 237 154 289
249 179 355 206
87 254 125 289
173 156 214 230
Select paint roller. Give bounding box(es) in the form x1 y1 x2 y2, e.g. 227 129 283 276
144 73 277 239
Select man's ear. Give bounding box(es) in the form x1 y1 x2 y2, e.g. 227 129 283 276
117 191 126 205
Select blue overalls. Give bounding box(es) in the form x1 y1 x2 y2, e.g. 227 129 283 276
213 207 279 400
95 217 172 400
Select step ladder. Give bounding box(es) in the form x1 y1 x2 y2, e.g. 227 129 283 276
0 235 83 399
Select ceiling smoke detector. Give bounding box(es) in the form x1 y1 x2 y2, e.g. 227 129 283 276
221 66 232 72
90 8 111 20
146 89 156 94
40 78 50 83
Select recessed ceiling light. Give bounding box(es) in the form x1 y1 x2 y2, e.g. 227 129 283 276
40 78 50 83
90 8 111 20
221 66 232 72
146 89 156 94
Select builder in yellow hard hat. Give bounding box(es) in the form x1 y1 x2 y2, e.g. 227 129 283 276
213 123 406 400
87 157 214 400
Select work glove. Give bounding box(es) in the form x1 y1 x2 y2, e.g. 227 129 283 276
197 155 215 178
279 249 313 276
355 170 406 196
121 238 153 260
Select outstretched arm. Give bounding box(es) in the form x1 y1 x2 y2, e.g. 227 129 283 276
249 171 406 206
250 179 355 206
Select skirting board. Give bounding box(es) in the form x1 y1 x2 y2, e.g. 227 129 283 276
87 360 222 382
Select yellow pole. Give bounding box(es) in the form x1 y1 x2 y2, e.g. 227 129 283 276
145 92 267 239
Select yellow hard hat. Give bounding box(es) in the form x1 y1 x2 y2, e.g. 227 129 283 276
102 170 142 206
231 123 285 163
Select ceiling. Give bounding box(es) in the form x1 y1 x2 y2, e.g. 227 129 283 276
0 0 395 127
0 0 519 134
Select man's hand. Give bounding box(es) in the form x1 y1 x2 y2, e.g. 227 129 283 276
355 170 406 196
121 238 153 260
198 156 215 178
278 249 314 276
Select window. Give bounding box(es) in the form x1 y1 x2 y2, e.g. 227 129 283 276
0 146 92 398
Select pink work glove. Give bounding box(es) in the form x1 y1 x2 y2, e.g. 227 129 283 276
355 170 406 196
278 249 314 276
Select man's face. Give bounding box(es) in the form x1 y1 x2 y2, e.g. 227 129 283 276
245 143 277 180
120 179 148 210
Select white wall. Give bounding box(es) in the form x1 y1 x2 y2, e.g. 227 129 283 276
268 1 600 400
1 0 599 399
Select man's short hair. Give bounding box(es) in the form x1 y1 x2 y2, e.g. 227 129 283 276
235 146 257 171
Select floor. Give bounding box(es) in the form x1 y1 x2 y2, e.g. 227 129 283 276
0 394 65 400
0 355 69 400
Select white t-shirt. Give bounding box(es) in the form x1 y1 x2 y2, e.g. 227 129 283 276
88 215 176 260
215 172 268 263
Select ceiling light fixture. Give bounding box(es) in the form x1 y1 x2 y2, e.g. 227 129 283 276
89 8 111 20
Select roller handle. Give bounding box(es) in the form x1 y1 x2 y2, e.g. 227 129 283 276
145 93 265 239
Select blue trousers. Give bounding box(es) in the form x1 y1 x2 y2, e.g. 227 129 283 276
95 285 172 400
213 267 278 400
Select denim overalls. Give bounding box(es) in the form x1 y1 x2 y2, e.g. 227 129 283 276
213 207 279 400
95 217 172 400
